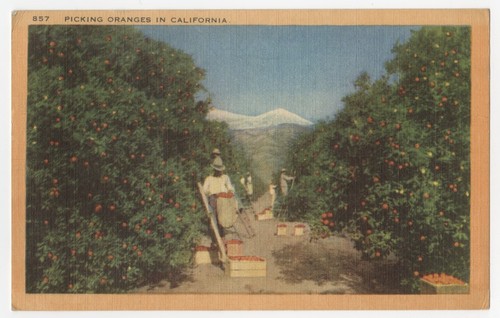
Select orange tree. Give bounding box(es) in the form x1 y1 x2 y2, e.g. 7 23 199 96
26 26 247 293
284 27 470 292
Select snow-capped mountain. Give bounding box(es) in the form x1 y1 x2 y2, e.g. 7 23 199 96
207 107 313 130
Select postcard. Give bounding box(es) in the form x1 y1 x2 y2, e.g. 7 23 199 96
11 9 489 310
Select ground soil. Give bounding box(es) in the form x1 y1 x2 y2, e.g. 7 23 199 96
135 194 402 294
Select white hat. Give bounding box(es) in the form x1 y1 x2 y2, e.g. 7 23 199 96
211 157 225 171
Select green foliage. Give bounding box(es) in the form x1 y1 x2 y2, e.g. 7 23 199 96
284 27 470 292
26 26 247 293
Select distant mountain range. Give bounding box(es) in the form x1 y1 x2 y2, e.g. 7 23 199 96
206 108 313 130
206 107 313 196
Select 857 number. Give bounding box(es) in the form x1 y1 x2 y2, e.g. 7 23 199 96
33 16 49 22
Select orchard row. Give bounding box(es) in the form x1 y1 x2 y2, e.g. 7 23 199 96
283 27 470 293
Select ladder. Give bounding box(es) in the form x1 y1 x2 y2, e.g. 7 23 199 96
236 197 256 238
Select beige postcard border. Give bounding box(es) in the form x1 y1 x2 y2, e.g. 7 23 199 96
11 9 490 310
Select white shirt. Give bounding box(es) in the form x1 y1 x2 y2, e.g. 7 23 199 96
280 173 294 187
203 175 235 196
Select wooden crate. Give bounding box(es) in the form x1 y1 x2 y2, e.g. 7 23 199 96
225 239 244 256
194 246 219 265
226 256 267 277
255 208 273 221
294 224 306 236
420 279 469 294
276 223 288 236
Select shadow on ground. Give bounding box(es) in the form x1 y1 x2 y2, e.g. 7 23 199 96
272 240 404 294
142 269 196 291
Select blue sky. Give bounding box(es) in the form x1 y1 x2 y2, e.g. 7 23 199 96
139 26 418 121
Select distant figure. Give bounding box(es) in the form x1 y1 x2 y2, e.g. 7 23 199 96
240 174 246 190
244 172 253 199
269 182 277 209
203 157 237 237
280 168 295 196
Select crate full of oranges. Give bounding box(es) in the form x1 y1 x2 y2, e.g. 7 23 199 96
420 273 469 294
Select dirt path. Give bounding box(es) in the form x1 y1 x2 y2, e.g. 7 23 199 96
135 194 401 294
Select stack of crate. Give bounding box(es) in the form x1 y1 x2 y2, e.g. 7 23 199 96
194 245 218 265
275 223 307 236
255 208 273 220
223 239 267 277
276 223 288 236
224 239 243 256
293 224 306 236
